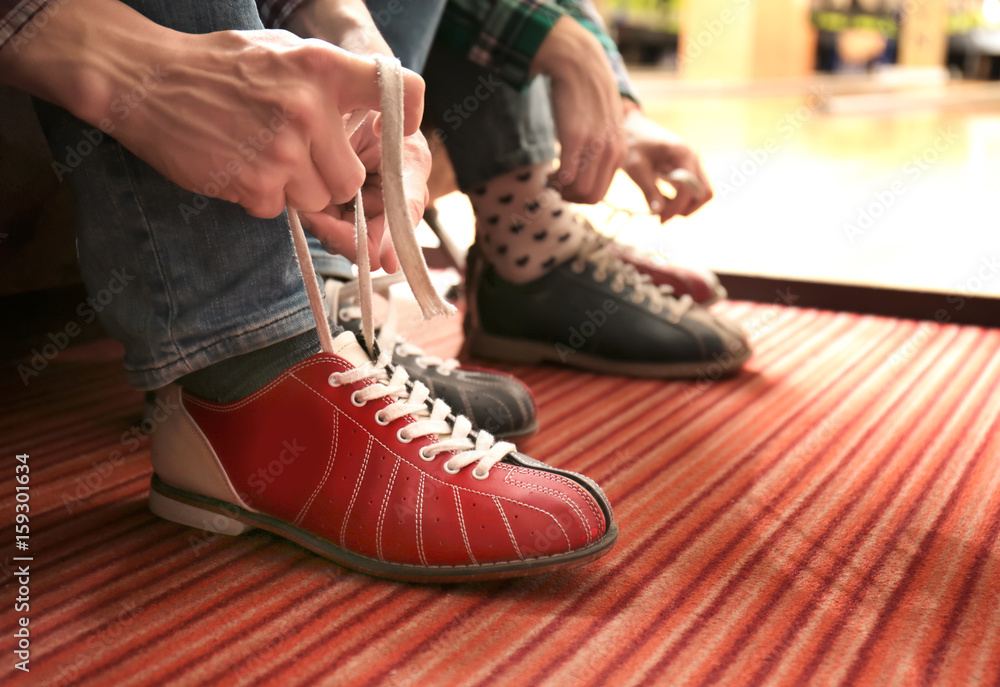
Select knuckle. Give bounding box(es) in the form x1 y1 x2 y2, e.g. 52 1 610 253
329 169 364 205
280 85 320 129
293 41 329 73
298 190 332 214
243 196 285 219
268 135 301 166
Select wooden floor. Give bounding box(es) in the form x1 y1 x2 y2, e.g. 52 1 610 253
431 75 1000 298
3 299 999 686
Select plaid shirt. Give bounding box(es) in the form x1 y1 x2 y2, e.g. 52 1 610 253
0 0 55 52
258 0 638 102
439 0 638 101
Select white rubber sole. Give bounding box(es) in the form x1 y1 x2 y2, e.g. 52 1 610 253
467 329 752 379
148 486 252 536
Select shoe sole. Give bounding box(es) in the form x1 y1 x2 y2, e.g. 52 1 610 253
467 330 752 379
148 475 617 583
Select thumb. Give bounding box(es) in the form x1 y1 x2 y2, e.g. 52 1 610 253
630 162 666 219
399 69 425 136
334 55 425 136
370 69 425 138
550 146 582 191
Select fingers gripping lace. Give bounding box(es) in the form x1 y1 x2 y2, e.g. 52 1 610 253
329 356 513 478
287 56 508 479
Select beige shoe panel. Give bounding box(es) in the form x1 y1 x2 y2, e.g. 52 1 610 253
150 385 253 511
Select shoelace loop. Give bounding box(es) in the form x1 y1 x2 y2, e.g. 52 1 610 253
572 229 694 324
288 56 508 480
327 353 512 479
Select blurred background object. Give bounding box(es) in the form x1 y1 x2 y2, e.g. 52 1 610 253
424 0 1000 313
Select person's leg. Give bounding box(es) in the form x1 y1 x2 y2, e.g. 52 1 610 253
423 41 750 378
33 0 322 399
300 0 541 439
422 44 588 283
366 0 446 73
30 0 617 581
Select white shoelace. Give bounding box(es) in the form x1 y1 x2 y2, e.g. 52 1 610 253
328 351 511 478
571 228 695 324
287 56 508 478
325 277 461 376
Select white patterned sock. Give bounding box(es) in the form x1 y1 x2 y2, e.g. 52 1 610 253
469 162 586 284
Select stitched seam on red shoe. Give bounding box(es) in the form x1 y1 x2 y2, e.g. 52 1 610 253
171 395 256 513
505 465 603 529
294 410 338 526
504 474 586 546
375 458 400 562
416 474 428 566
290 377 576 549
340 435 373 547
453 486 478 565
493 496 524 560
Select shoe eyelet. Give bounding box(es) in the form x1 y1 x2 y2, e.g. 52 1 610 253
338 309 353 321
350 390 366 407
396 428 413 444
472 467 490 480
328 374 342 387
418 446 434 461
374 411 390 426
442 462 461 475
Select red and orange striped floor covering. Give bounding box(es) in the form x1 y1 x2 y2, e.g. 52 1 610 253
2 301 998 686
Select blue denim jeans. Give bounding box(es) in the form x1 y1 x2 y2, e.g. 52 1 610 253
423 51 557 192
312 0 557 270
37 0 554 390
35 0 318 390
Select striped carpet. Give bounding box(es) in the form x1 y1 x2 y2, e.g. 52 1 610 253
3 301 999 686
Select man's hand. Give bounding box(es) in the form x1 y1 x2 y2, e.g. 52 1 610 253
300 121 432 273
622 104 713 222
0 0 425 220
285 0 433 272
532 16 627 204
